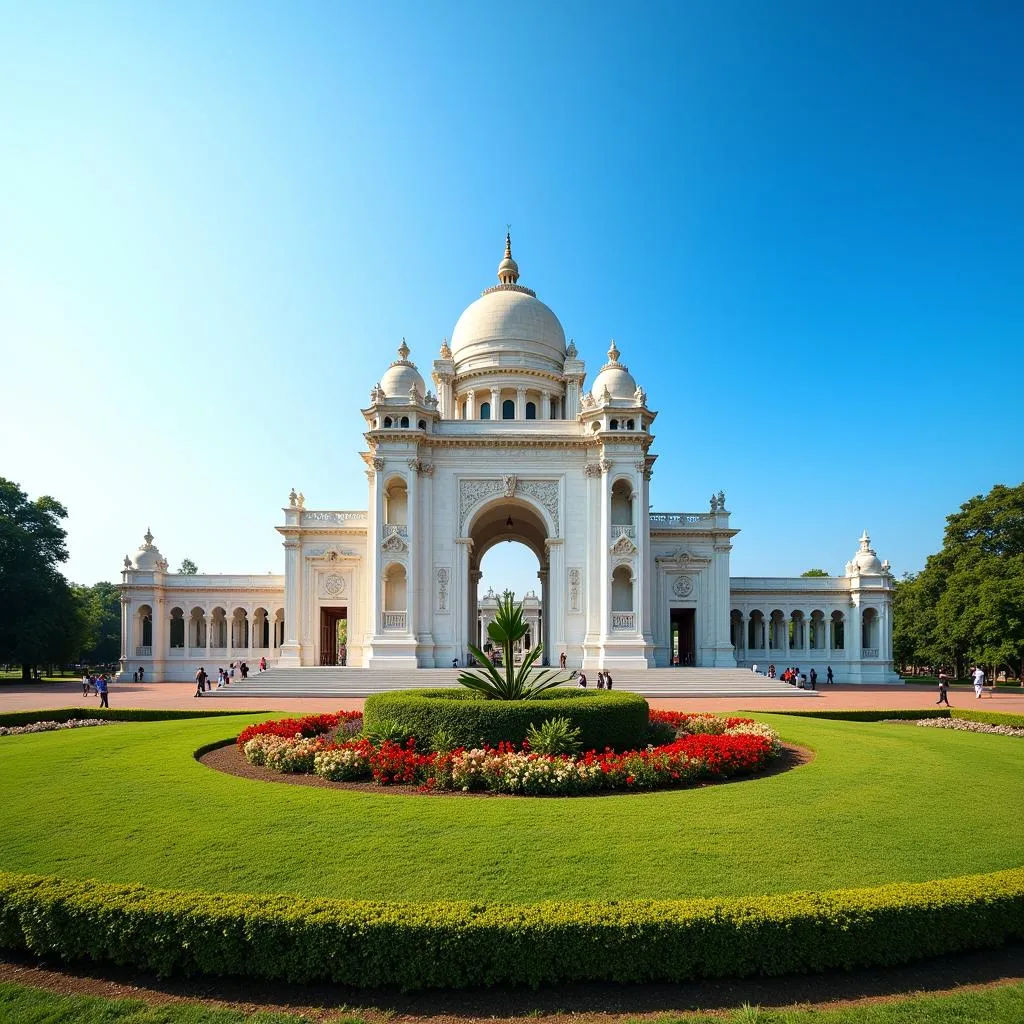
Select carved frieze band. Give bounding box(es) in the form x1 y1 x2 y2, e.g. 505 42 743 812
459 478 560 536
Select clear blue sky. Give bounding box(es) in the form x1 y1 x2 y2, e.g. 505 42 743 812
2 1 1021 598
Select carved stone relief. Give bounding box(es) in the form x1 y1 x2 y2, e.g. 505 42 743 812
611 533 638 556
381 533 408 553
320 573 347 599
459 478 561 536
436 567 450 613
568 567 582 612
672 575 694 598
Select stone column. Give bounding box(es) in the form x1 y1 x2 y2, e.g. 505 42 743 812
538 567 550 663
465 390 476 419
599 465 611 644
515 387 526 420
541 392 551 419
546 538 566 661
152 587 167 681
119 596 131 676
406 467 418 643
279 537 302 666
490 388 500 418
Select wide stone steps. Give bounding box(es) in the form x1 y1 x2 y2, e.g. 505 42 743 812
217 666 816 699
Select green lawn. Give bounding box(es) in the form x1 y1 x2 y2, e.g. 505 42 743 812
0 714 1021 903
2 981 1024 1024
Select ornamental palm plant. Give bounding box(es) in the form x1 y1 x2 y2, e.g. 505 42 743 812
458 592 566 699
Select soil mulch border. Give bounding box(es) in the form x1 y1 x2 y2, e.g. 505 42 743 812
197 740 813 796
0 945 1021 1023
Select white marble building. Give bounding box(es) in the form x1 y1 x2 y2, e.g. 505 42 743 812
120 237 899 684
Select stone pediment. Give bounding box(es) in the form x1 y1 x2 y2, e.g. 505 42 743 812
611 533 637 555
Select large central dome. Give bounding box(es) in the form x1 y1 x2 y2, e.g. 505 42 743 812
449 235 566 375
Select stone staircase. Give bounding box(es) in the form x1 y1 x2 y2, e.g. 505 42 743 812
217 665 817 699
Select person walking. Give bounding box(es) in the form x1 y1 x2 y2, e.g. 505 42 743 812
96 675 109 709
596 670 605 689
138 666 144 682
826 665 834 685
194 666 207 698
259 656 267 672
81 672 91 696
809 668 817 689
604 671 613 690
972 666 986 699
559 651 567 669
937 673 951 706
577 671 588 688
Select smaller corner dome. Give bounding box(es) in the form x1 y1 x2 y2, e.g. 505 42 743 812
131 528 166 570
590 339 638 400
851 530 884 574
378 339 426 399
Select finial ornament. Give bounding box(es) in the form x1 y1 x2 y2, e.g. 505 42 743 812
288 488 297 508
566 339 578 358
144 528 153 546
497 230 520 285
608 339 620 363
718 490 726 511
123 555 131 569
859 530 872 551
297 492 305 510
397 338 410 361
439 337 451 359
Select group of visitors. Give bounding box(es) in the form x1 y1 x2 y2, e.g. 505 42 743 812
936 666 991 706
575 670 613 689
80 672 111 707
752 663 834 687
194 660 257 697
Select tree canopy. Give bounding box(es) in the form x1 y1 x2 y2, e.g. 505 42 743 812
893 482 1024 679
801 568 829 577
178 558 199 574
0 478 83 678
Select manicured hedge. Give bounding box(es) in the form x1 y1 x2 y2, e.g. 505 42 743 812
0 708 266 728
0 868 1021 989
363 687 650 750
764 708 1024 728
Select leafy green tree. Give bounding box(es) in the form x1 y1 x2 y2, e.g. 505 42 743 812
0 478 79 679
801 568 829 577
178 558 199 574
73 581 123 665
458 592 565 699
893 483 1024 680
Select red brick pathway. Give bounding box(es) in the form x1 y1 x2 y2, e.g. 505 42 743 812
3 679 1022 715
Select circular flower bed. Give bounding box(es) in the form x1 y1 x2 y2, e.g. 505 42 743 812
914 717 1024 738
236 709 782 796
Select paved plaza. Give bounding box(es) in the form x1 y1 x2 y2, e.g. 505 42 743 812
3 679 1022 716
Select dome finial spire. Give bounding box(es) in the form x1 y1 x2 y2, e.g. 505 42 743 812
497 227 520 285
397 337 410 361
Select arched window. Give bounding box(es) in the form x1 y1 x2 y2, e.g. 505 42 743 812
502 399 515 419
627 419 635 430
418 419 426 430
400 416 409 428
525 402 536 420
169 608 185 649
609 419 618 430
480 402 491 420
461 402 467 419
383 416 392 428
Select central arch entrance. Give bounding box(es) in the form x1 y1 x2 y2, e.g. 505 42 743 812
466 497 550 666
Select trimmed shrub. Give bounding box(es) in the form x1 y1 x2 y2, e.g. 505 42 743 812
0 707 265 728
363 688 649 750
0 868 1021 989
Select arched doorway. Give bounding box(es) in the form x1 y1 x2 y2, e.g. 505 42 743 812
466 497 550 666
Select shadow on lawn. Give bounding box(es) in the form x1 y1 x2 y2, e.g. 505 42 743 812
2 943 1022 1020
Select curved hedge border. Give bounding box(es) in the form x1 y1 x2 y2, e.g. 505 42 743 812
363 687 649 750
0 868 1021 989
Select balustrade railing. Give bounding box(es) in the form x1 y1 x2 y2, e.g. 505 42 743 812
649 512 714 527
862 647 879 658
610 524 636 540
383 611 407 631
383 524 409 539
611 612 636 631
134 645 152 656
